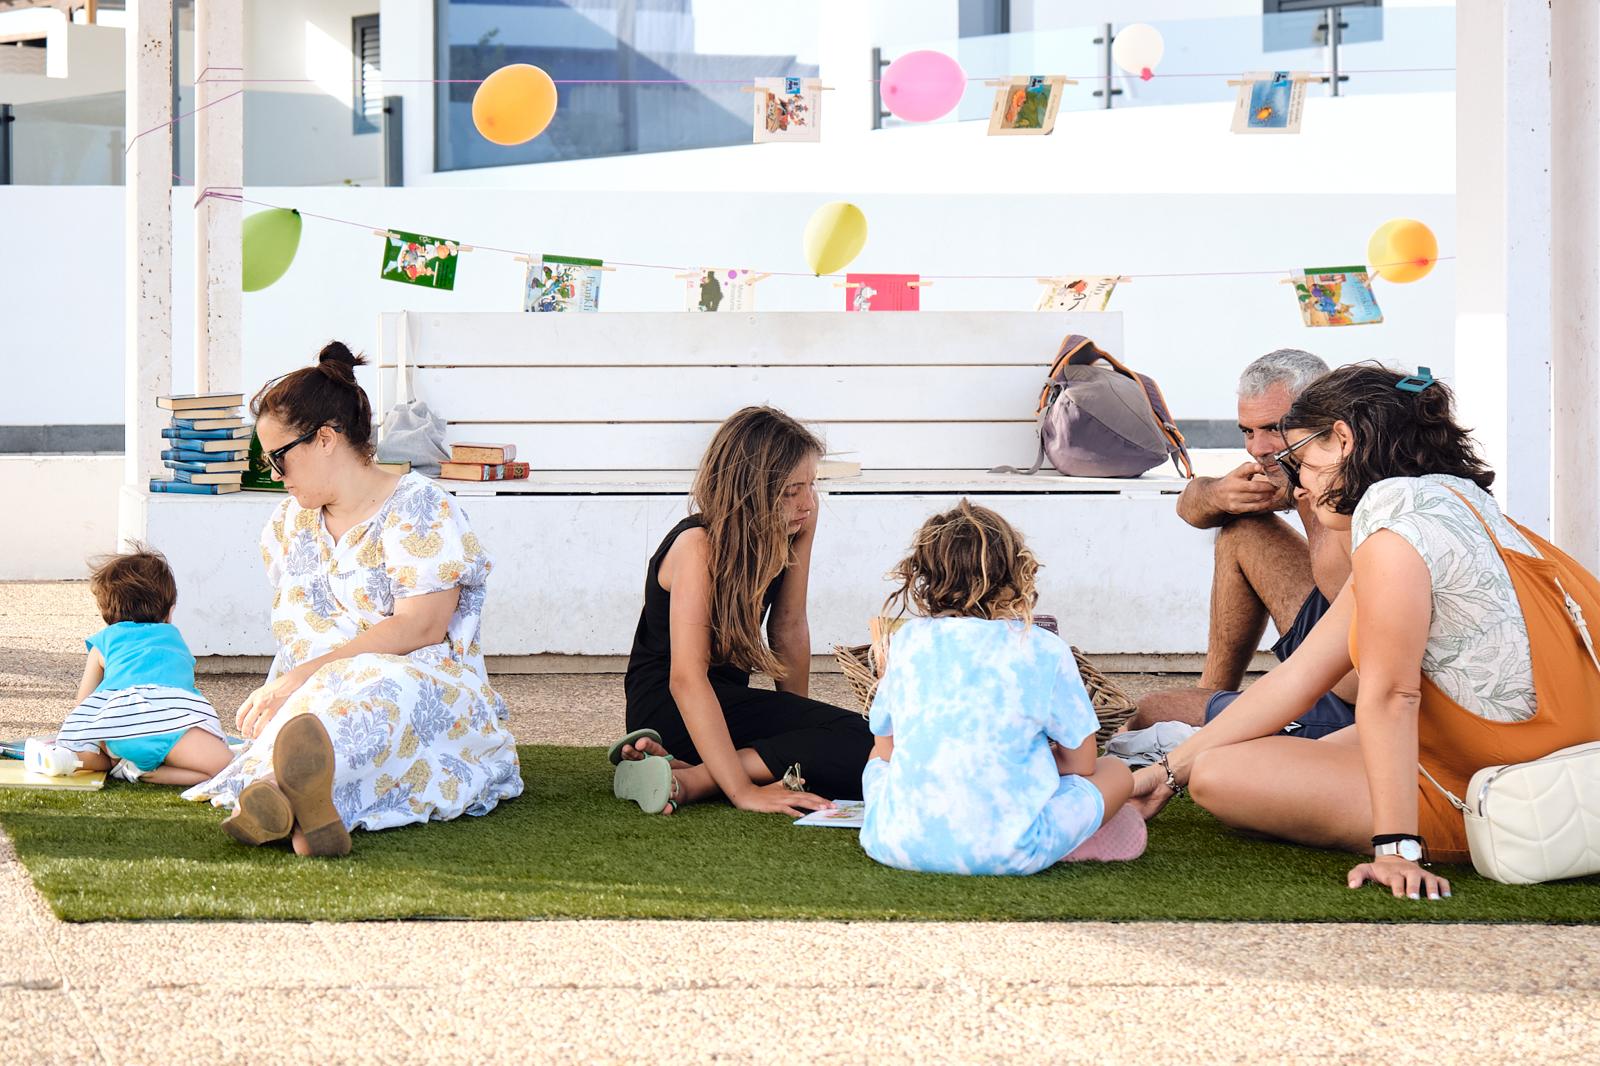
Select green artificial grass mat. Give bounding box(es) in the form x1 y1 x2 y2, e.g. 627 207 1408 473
1 745 1598 923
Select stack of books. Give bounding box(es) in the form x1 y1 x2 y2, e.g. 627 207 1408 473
438 442 530 482
150 393 249 495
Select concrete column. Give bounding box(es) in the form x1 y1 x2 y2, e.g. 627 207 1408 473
124 0 173 494
1454 0 1553 535
1551 0 1600 570
193 0 243 394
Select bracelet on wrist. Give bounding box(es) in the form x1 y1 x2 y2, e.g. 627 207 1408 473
1157 751 1185 797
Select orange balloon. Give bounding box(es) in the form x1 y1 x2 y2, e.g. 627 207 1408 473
1367 219 1437 284
472 64 558 146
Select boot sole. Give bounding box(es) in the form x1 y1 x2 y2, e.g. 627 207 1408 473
273 715 352 858
222 780 294 846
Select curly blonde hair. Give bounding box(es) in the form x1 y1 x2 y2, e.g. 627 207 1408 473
882 500 1039 627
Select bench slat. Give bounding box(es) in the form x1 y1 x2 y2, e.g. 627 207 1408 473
361 364 1050 422
435 420 1044 470
376 311 1123 368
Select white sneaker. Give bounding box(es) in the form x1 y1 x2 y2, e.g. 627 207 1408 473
108 759 145 783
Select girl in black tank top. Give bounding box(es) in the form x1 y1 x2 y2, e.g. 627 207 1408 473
612 408 871 817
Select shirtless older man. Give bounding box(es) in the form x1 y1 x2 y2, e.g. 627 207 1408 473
1129 349 1358 735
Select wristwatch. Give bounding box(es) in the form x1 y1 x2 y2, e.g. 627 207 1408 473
1372 834 1425 862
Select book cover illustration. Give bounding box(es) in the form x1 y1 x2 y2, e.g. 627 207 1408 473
752 76 821 143
380 229 462 289
525 255 603 313
242 430 287 492
987 75 1066 136
794 800 865 828
683 268 768 312
1231 71 1307 134
844 273 921 312
1035 275 1120 312
1291 266 1384 327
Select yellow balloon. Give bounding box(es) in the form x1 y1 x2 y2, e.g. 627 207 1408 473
472 64 558 146
1367 218 1437 284
802 202 868 276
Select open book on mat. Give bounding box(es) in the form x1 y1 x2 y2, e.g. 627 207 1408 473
794 799 864 828
0 761 105 791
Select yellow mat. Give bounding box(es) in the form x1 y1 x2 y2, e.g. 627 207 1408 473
0 761 105 791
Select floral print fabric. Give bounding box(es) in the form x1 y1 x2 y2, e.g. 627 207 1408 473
184 472 522 830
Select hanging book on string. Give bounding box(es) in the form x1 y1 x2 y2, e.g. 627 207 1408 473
379 229 465 290
1035 275 1121 312
680 268 769 312
1229 71 1309 134
524 254 605 313
752 76 822 143
986 75 1069 136
1289 266 1383 327
841 273 923 312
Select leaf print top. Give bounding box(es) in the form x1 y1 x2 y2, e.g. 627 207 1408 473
1351 474 1536 723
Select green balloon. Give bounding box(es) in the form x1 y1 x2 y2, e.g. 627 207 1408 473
242 208 301 291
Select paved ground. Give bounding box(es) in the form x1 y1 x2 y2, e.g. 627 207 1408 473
3 582 1598 1064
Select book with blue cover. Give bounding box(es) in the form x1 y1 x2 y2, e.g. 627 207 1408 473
171 417 245 431
165 458 248 474
161 448 243 464
161 425 252 441
149 479 241 495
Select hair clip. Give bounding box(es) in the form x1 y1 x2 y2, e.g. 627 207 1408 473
1395 366 1436 393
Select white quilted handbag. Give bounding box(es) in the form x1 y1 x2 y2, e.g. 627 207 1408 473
1421 575 1600 885
1423 742 1600 885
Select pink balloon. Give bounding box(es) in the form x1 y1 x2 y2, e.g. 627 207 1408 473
882 50 967 123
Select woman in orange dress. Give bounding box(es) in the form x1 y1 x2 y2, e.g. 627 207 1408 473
1132 364 1600 899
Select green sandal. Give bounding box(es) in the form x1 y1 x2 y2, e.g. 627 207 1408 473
613 755 680 814
607 728 672 765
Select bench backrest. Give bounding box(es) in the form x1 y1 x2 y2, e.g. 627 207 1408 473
366 311 1125 471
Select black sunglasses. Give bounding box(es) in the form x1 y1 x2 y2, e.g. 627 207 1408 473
265 425 322 479
1270 426 1330 491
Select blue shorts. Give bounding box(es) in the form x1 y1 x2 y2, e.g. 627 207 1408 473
1204 588 1354 740
105 729 190 772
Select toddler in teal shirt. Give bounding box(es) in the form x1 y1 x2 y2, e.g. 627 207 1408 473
43 547 233 785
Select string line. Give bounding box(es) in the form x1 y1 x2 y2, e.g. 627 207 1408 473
212 191 1451 284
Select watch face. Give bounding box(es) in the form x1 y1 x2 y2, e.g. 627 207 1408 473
1399 839 1423 862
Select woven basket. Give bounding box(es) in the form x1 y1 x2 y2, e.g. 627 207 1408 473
831 614 1138 746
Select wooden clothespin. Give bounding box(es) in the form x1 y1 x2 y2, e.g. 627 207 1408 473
741 271 773 286
1228 72 1318 87
740 79 833 93
373 229 401 240
833 281 862 290
905 280 933 289
984 75 1078 88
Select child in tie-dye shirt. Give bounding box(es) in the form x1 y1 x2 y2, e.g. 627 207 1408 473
859 501 1146 875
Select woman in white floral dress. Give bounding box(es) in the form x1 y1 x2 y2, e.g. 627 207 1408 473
184 342 522 856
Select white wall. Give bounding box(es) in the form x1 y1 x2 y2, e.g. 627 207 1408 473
0 179 1453 428
0 456 119 578
243 0 383 187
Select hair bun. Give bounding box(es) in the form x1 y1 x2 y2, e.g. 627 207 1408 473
316 341 366 386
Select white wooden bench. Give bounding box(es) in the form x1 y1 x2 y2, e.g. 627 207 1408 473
146 310 1221 660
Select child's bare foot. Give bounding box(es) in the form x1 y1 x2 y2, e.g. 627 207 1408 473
619 736 673 761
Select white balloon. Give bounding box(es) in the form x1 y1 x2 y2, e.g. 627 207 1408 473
1112 23 1165 78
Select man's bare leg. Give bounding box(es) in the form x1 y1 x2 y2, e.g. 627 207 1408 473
1128 515 1315 730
